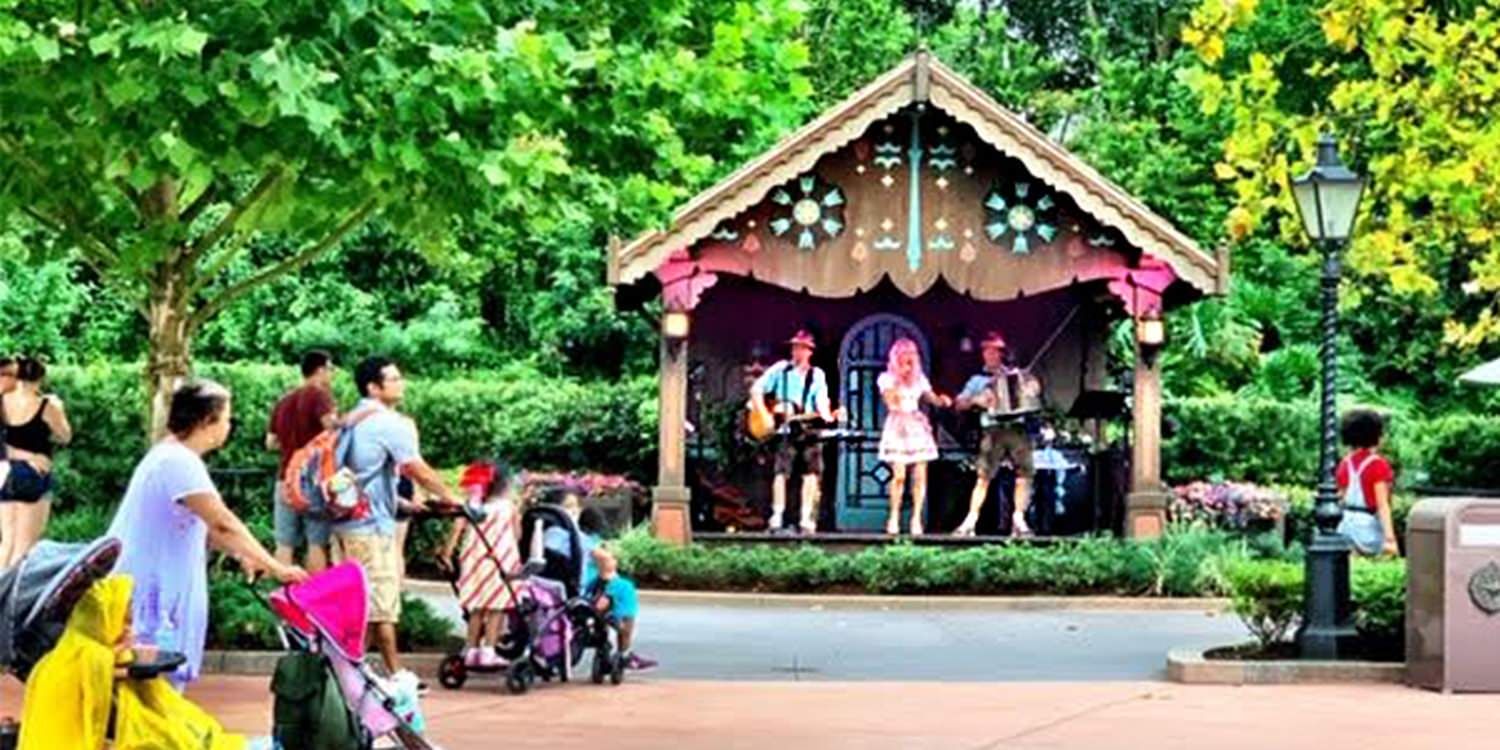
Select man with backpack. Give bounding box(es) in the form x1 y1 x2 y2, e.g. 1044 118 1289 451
336 355 461 675
267 350 338 573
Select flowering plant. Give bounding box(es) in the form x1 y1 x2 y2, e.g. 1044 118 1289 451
1169 481 1287 531
517 471 645 504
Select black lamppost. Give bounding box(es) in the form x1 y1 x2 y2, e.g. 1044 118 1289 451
1290 133 1367 660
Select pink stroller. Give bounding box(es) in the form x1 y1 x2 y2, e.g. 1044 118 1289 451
268 563 437 750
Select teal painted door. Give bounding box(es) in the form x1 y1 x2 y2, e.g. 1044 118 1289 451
836 313 929 531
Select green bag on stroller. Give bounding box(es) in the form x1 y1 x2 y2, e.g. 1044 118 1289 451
271 651 369 750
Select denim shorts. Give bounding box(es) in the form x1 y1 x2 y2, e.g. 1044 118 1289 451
273 481 331 547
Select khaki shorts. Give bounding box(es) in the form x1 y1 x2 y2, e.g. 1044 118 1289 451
336 531 402 623
976 425 1035 479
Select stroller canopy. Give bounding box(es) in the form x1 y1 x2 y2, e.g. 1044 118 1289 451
0 537 121 679
519 504 585 596
270 562 369 661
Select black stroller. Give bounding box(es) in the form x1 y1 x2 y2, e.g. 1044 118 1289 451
0 537 187 749
503 502 626 693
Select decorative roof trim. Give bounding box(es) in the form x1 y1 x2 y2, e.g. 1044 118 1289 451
613 52 1222 295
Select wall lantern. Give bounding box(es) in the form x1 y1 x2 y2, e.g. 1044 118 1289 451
663 310 691 341
1135 308 1165 366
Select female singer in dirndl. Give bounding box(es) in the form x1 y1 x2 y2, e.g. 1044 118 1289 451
877 339 951 536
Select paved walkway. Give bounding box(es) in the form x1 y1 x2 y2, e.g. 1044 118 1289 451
415 590 1246 681
4 676 1493 749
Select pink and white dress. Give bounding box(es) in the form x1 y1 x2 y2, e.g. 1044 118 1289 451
877 372 939 464
457 496 521 614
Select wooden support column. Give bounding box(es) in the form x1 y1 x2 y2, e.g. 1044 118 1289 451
1126 332 1168 539
652 313 692 545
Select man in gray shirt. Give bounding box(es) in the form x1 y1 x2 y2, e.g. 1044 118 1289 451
337 356 460 674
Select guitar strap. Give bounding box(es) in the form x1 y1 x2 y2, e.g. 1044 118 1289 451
799 367 814 415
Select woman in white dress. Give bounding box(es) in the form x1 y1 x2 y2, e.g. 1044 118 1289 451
877 338 951 536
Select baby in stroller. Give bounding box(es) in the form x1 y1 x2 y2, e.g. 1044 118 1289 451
0 538 263 750
540 492 656 673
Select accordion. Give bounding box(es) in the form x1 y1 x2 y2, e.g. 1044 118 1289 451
982 370 1043 424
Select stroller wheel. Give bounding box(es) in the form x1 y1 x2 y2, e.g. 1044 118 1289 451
610 653 625 686
591 650 609 685
505 662 533 695
438 654 467 690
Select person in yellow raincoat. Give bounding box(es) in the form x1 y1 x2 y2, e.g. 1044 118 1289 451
18 574 248 750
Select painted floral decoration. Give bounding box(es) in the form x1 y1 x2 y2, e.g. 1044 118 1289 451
769 173 846 251
984 180 1059 255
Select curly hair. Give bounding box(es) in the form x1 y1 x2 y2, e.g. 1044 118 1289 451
1340 408 1386 449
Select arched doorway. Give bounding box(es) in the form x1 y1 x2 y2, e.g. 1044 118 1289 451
837 313 929 531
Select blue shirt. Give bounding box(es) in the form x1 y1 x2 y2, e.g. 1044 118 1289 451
336 399 420 536
543 525 602 587
752 360 828 413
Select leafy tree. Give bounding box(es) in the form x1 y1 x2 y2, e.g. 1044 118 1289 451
0 0 814 431
1181 0 1500 398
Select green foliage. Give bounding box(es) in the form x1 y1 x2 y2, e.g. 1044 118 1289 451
40 362 654 516
613 526 1253 596
1421 415 1500 489
1164 397 1319 485
1223 559 1303 648
396 596 458 652
1221 556 1407 658
207 572 283 651
1350 559 1406 659
205 573 454 651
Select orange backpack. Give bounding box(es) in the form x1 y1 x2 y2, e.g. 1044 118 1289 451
280 410 379 522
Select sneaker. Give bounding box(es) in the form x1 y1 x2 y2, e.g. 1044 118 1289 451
476 649 509 669
417 680 430 697
625 653 658 672
462 647 482 668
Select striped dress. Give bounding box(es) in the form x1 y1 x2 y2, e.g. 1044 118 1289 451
457 496 521 613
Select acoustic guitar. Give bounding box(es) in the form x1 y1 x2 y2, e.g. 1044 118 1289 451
746 396 841 443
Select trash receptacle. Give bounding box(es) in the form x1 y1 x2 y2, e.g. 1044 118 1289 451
1407 497 1500 692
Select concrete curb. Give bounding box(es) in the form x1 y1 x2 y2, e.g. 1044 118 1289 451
1166 646 1406 685
404 578 1229 612
203 650 448 678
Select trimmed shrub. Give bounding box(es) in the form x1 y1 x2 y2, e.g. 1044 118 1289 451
1223 560 1303 648
1221 557 1407 659
612 526 1252 597
40 361 655 517
1422 415 1500 489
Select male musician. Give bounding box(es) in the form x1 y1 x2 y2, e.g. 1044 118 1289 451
749 330 842 533
953 331 1042 537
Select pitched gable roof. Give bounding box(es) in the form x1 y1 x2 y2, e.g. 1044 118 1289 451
611 52 1225 295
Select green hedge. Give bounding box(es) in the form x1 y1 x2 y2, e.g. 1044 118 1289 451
1165 397 1500 490
613 525 1266 597
42 361 655 515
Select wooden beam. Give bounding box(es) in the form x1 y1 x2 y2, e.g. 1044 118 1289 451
652 316 692 545
1126 333 1168 539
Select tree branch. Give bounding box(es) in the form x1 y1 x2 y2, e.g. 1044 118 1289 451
188 198 378 332
179 182 218 228
186 225 254 299
0 136 123 263
188 166 284 260
20 203 119 270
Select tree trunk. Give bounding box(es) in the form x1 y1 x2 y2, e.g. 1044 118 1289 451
145 259 193 440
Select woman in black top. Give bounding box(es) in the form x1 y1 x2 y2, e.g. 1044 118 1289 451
0 357 73 567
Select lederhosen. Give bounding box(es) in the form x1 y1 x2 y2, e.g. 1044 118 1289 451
772 363 824 477
974 370 1037 480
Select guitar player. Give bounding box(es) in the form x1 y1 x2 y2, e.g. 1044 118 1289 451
748 329 844 534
